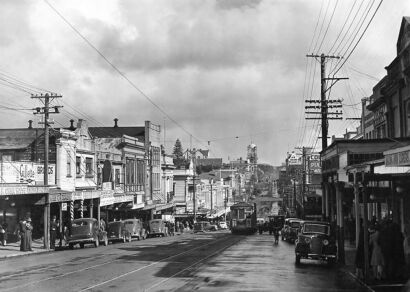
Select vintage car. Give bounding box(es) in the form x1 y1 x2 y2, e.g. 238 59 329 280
67 218 108 249
281 218 303 242
148 219 167 237
107 221 132 243
295 221 337 265
123 219 147 240
218 221 228 230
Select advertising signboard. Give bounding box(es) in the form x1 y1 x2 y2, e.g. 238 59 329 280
1 162 56 185
287 152 302 165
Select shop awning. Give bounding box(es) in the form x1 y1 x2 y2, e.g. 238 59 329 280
155 202 174 212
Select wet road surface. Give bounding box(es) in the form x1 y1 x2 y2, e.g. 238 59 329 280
0 231 368 291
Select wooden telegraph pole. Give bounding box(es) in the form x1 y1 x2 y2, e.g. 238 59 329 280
32 93 62 250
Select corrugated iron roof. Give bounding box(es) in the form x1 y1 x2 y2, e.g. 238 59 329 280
0 129 43 150
89 127 145 139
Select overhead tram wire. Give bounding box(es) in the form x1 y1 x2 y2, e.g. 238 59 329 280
296 0 326 147
328 0 358 54
316 0 339 53
332 0 375 72
312 0 331 53
332 0 383 77
331 0 367 59
43 0 209 151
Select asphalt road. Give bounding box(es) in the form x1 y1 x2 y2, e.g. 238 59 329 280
0 231 367 292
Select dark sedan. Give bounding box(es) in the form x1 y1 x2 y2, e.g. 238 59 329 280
295 221 337 265
107 221 132 243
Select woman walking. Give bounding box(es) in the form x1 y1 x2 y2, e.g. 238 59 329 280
369 224 384 280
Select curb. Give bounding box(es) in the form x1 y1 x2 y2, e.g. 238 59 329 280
339 266 375 292
0 249 53 261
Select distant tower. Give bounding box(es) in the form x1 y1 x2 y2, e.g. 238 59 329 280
247 144 258 164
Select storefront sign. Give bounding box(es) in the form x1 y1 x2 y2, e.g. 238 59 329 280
288 152 302 165
308 153 321 173
62 202 67 211
49 192 73 203
0 185 49 196
113 194 134 203
385 150 410 166
0 162 56 185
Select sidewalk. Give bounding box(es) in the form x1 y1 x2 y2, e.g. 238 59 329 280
0 239 52 260
341 241 410 292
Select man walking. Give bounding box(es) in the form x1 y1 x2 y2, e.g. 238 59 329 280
50 215 58 250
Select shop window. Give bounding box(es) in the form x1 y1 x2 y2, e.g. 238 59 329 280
406 101 410 136
76 156 81 176
66 151 71 177
115 168 120 186
85 157 93 177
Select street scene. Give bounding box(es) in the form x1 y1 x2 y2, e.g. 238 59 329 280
0 231 362 292
2 0 410 291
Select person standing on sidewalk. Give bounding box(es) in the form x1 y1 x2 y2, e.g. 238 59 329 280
369 224 384 280
50 215 58 250
19 215 33 252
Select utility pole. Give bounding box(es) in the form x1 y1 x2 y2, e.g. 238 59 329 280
305 54 347 150
32 93 62 250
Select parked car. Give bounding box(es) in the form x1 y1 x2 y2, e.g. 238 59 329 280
67 218 108 249
123 219 147 240
281 218 303 243
218 221 228 230
107 221 132 243
295 221 337 265
148 219 167 237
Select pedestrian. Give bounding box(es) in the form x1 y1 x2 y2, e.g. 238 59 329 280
19 215 33 252
355 220 365 280
50 215 58 249
369 224 384 280
0 222 6 246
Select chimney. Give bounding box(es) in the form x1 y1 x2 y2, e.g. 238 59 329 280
114 118 118 128
69 119 75 130
28 120 33 129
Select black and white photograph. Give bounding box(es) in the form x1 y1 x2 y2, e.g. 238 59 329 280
1 0 410 291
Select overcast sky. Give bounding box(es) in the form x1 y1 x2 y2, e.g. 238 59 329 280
1 0 410 165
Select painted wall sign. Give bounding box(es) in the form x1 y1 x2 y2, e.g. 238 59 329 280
385 150 410 166
0 162 56 185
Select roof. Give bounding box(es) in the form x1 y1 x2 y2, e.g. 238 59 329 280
230 202 253 209
0 129 44 150
302 220 330 225
89 127 145 140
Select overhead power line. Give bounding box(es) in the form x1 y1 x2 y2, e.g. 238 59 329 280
43 0 208 151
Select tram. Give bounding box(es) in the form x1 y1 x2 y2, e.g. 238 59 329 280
229 202 257 234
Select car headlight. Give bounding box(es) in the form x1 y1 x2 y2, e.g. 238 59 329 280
323 239 329 246
305 237 311 244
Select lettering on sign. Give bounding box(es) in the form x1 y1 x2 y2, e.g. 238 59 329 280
386 151 410 166
1 162 56 185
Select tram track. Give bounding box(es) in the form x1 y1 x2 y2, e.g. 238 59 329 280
0 233 183 283
144 236 243 291
2 233 237 291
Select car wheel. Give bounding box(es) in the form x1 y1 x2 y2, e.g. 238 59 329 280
295 254 301 264
80 243 85 249
94 239 99 248
69 243 74 250
327 258 335 266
